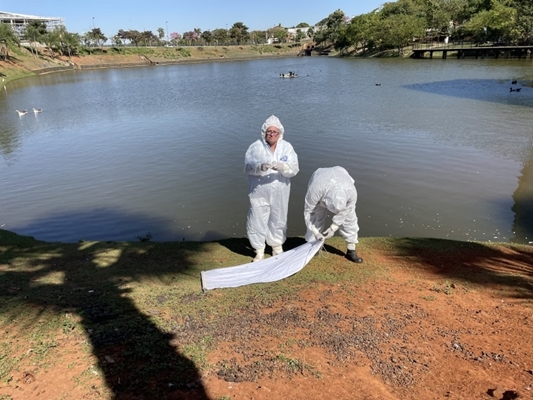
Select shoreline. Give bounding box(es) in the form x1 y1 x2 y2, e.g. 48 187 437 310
1 44 306 83
35 53 299 75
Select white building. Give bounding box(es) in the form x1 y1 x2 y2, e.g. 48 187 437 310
286 26 311 40
0 11 64 39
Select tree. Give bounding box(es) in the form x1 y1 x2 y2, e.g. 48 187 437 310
375 13 425 53
294 28 306 42
0 23 19 60
170 32 181 45
24 25 42 56
423 0 455 40
194 28 202 44
139 30 158 46
229 22 250 44
112 35 122 46
463 0 517 43
26 20 48 37
334 25 353 52
249 30 267 44
307 26 315 40
117 29 142 46
200 30 213 45
22 20 48 56
346 12 379 52
86 28 107 47
47 26 80 57
515 0 533 44
212 28 228 45
272 26 287 43
315 9 347 45
182 30 199 45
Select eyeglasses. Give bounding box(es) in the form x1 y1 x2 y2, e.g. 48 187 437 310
266 130 280 136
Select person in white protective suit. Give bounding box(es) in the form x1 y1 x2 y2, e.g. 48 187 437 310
244 115 299 262
304 166 363 263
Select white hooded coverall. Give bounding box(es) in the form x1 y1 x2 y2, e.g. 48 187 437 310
304 166 360 244
245 116 299 251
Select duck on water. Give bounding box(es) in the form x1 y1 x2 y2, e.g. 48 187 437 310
280 71 298 78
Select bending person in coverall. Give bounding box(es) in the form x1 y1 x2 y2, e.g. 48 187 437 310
304 166 363 263
245 115 299 262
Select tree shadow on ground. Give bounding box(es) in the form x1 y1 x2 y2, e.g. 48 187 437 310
389 238 533 299
0 229 210 399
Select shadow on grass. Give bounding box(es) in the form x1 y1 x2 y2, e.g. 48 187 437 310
0 229 210 399
389 238 533 299
321 242 346 257
218 236 308 259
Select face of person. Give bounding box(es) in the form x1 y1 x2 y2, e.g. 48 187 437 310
265 126 281 146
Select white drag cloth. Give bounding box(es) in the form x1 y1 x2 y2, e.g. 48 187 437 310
201 239 323 291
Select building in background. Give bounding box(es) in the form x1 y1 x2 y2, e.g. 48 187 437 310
0 11 63 40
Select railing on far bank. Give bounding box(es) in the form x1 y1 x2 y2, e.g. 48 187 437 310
411 42 533 59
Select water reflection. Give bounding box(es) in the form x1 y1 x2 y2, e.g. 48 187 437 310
512 145 533 244
0 123 20 161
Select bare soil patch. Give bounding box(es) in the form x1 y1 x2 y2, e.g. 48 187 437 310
196 247 533 400
1 237 532 400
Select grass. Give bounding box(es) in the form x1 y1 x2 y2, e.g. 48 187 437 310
0 229 385 394
1 228 532 398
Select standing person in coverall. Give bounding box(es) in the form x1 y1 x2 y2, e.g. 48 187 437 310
244 115 299 262
304 166 363 263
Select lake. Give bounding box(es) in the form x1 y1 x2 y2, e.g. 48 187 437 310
1 56 532 244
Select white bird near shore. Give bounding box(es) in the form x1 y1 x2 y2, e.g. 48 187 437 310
16 109 28 116
33 108 43 113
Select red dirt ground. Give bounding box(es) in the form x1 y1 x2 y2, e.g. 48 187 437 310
2 244 533 400
198 246 533 400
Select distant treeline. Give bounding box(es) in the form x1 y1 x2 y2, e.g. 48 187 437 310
314 0 533 54
1 0 531 58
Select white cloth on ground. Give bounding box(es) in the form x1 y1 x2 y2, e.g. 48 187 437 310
201 239 323 291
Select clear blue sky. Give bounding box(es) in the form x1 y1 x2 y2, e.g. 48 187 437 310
2 0 385 37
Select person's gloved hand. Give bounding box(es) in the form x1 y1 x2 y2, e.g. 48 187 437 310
260 163 272 171
323 224 339 239
311 227 324 241
272 162 285 172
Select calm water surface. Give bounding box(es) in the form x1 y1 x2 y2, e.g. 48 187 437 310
1 57 532 244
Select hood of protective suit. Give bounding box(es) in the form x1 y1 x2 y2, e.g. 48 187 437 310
261 115 285 142
324 188 348 214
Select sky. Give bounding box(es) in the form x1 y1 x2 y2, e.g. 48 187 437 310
1 0 386 37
